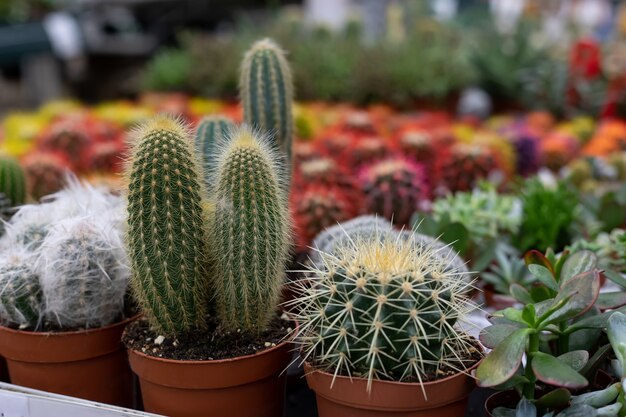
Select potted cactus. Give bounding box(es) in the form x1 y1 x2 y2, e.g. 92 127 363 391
123 37 295 417
289 226 481 417
0 178 135 406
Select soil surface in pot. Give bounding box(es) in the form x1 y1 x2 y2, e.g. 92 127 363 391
123 314 293 360
307 337 483 383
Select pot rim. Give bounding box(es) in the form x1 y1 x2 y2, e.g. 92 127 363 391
0 313 141 338
126 320 298 366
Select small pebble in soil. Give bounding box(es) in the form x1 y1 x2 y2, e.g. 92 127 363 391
154 335 165 345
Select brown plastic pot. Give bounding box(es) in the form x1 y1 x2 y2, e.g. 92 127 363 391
128 335 293 417
0 356 9 382
0 315 138 407
304 360 481 417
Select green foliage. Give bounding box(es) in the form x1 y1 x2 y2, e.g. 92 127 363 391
569 229 626 273
142 48 192 92
291 229 477 394
0 154 26 207
241 38 294 183
483 246 535 295
125 116 209 334
209 126 290 333
517 178 579 253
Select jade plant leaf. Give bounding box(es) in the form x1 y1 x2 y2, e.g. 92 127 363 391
571 383 620 407
480 323 524 349
544 270 600 324
559 250 597 283
607 311 626 379
511 283 534 304
532 352 588 389
477 328 533 387
535 388 572 410
557 351 589 372
529 264 559 291
525 250 554 274
596 292 626 310
603 270 626 289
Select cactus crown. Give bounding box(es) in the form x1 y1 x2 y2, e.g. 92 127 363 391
240 38 293 183
209 125 290 333
291 229 477 394
125 115 209 334
0 154 27 207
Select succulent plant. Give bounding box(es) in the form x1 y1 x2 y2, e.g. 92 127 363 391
292 186 357 249
210 126 290 333
0 154 26 207
241 38 294 184
39 217 129 329
0 249 42 328
291 229 477 393
437 143 499 192
358 157 427 225
431 185 522 245
22 152 69 201
482 245 534 295
568 229 626 273
125 116 209 334
194 115 234 186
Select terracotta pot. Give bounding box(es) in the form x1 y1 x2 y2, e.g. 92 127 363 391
484 390 519 417
0 356 9 382
304 360 481 417
0 315 138 407
128 335 293 417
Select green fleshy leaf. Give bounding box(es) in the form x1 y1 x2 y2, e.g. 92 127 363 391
555 404 597 417
607 312 626 379
511 283 534 304
597 292 626 310
560 250 597 283
557 351 589 372
571 383 620 408
603 270 626 289
477 328 533 387
522 304 536 325
480 323 525 349
525 250 554 273
580 344 612 378
529 264 559 291
532 352 588 389
544 270 600 324
535 388 572 410
530 285 554 302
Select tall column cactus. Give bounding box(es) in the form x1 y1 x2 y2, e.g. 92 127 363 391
125 116 209 334
194 115 234 186
210 126 290 333
240 38 294 184
0 154 27 206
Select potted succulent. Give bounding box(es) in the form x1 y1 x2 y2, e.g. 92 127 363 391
482 245 535 309
123 37 295 417
0 178 135 406
289 224 482 417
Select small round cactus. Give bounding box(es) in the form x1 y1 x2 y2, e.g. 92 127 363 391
125 116 209 334
290 230 476 393
396 129 437 164
210 125 291 333
22 152 69 201
437 143 499 192
38 123 91 172
0 249 42 328
358 157 428 225
296 157 355 194
0 154 27 207
88 141 125 174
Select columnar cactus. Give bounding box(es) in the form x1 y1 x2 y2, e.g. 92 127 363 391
0 250 42 328
358 157 427 225
0 154 26 206
240 38 294 183
210 126 290 333
40 218 129 329
194 115 234 184
125 116 209 334
291 230 476 393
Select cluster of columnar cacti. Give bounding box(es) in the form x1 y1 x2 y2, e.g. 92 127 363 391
210 126 291 333
126 117 209 334
194 115 234 185
241 38 294 184
438 143 499 192
291 229 476 393
0 177 129 330
0 154 26 207
358 157 427 225
0 250 42 328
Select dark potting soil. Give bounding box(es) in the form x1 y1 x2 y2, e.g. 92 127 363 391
123 314 294 361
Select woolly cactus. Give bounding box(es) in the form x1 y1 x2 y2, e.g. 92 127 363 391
438 143 498 192
292 186 356 249
0 154 26 207
291 230 476 393
241 38 294 183
0 250 42 328
126 116 209 334
40 218 129 329
210 126 290 333
358 157 427 225
22 152 68 200
194 115 234 184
